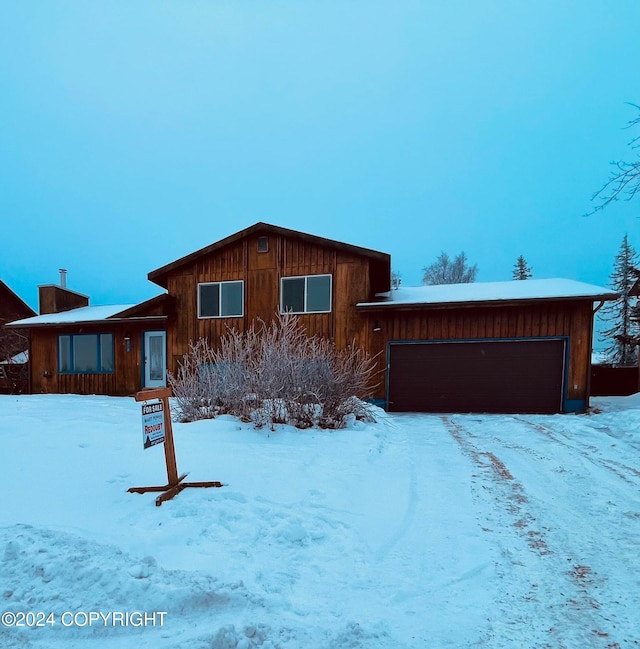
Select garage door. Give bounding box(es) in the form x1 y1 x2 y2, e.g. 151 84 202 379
387 339 566 414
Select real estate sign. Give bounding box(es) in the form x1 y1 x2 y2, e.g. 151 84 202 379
141 401 165 449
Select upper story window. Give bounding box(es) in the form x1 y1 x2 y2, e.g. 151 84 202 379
281 274 332 314
198 281 243 318
257 236 269 253
59 333 114 374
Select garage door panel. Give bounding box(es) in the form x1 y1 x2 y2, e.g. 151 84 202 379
388 339 565 414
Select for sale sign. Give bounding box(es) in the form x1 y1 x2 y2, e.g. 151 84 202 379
141 401 165 449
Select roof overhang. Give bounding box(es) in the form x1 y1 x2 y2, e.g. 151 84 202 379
356 279 619 312
356 295 619 312
6 295 171 328
148 221 390 288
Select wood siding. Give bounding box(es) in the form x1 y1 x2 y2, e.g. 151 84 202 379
364 300 595 407
165 232 376 374
0 282 35 323
29 323 153 396
38 286 88 315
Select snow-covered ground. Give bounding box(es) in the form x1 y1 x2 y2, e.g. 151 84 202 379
1 394 639 648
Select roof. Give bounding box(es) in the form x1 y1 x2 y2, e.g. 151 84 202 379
0 351 28 364
0 280 36 317
8 305 137 327
356 278 619 310
37 284 89 300
7 291 173 328
148 222 391 288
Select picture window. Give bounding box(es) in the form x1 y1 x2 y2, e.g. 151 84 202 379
58 334 114 374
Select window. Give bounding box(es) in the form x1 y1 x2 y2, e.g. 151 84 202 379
257 236 269 253
281 274 332 314
58 334 114 374
198 281 243 318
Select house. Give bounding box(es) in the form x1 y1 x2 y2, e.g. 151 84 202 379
9 223 617 413
0 280 36 392
8 275 171 396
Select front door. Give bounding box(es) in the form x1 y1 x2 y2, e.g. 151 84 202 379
143 331 167 388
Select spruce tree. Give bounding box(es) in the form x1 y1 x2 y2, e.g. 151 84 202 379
512 255 532 280
600 234 640 366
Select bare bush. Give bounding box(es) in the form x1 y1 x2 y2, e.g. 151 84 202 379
168 313 378 429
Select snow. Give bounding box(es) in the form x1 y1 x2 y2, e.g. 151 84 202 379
1 394 639 648
8 305 136 326
0 351 28 365
357 278 617 308
591 350 609 365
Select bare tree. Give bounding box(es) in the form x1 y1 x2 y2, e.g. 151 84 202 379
391 270 402 290
589 103 640 214
168 312 378 429
422 252 478 285
0 326 28 363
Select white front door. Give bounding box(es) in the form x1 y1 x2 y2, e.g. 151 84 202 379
143 331 167 388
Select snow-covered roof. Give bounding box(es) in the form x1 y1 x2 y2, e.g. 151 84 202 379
8 305 137 326
357 278 618 309
0 350 28 364
591 350 609 365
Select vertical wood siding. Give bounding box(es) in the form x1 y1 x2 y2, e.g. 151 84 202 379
30 324 150 396
165 232 376 374
364 300 595 406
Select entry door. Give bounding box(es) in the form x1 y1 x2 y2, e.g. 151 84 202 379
143 331 167 388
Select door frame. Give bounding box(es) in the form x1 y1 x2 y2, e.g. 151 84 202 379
143 330 167 388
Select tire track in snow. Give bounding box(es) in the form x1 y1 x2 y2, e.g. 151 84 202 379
514 417 640 487
441 415 621 648
441 416 551 557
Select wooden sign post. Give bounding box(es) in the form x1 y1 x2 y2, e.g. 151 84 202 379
128 387 223 506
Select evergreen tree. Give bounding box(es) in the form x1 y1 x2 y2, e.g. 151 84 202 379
600 234 640 366
512 255 532 280
422 252 478 285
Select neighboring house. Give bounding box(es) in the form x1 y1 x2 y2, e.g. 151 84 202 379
0 280 36 393
9 223 617 413
9 280 171 395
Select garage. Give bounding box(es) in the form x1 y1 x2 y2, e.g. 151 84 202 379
387 338 567 414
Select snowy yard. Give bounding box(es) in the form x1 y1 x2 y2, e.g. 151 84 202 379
1 394 639 649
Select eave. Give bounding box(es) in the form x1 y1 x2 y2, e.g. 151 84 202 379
148 221 390 288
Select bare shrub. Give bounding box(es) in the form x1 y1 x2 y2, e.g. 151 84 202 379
168 313 378 429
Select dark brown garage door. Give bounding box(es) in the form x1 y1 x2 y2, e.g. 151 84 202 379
388 339 566 414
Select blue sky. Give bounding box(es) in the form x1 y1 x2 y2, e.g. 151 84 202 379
1 1 640 313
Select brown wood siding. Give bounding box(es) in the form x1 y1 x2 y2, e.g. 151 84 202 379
38 286 88 315
0 283 35 322
364 300 595 409
29 324 151 396
167 274 197 374
164 232 381 370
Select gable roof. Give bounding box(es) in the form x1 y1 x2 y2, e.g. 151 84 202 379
0 280 36 319
148 222 390 288
356 278 618 310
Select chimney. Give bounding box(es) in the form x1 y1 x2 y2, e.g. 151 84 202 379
38 269 88 314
